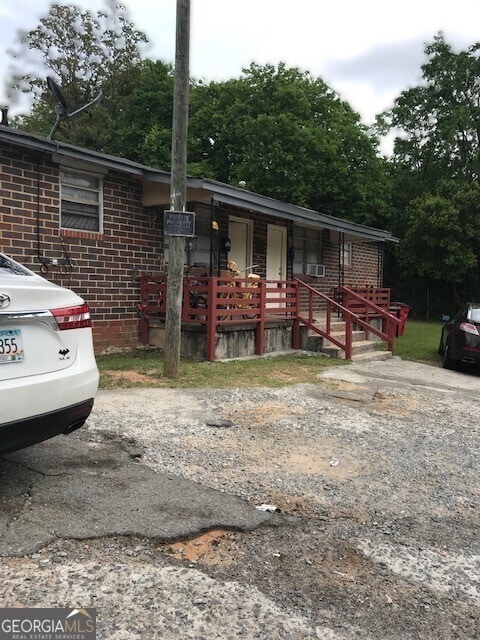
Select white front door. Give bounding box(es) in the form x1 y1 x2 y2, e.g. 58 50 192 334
267 224 286 280
266 224 287 309
228 217 252 274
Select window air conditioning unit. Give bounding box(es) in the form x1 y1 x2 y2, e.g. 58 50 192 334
307 263 325 277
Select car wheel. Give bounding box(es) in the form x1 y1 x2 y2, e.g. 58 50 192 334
443 341 455 370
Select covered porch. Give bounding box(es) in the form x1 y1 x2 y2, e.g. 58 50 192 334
138 175 398 361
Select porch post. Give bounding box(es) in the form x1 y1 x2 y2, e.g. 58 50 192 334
340 232 345 287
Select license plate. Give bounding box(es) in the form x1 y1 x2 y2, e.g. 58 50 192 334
0 328 24 363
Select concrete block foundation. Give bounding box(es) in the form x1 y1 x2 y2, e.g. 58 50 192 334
148 321 298 360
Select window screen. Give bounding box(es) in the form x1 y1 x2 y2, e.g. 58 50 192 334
60 170 102 232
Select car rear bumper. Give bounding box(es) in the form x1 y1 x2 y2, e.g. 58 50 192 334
458 345 480 365
0 398 95 455
0 359 99 424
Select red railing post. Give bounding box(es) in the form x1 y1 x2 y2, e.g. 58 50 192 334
255 279 266 356
292 280 300 349
387 317 394 352
138 276 149 345
206 277 217 362
345 316 353 359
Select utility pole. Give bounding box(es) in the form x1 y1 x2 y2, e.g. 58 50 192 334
164 0 191 378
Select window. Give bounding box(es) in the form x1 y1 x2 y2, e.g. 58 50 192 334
60 170 102 232
341 242 352 267
292 226 323 275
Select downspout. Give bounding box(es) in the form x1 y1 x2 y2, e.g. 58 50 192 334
339 232 345 287
377 243 382 287
209 198 213 276
209 198 221 276
36 153 50 274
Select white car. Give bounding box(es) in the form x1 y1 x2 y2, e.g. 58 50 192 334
0 254 99 454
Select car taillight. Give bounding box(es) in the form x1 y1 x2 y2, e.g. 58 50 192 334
460 322 479 335
51 304 92 330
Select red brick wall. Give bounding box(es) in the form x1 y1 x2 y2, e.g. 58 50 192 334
296 233 383 311
0 142 163 352
322 236 382 291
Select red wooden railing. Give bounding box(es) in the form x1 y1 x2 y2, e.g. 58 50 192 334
338 285 398 343
293 279 400 359
332 285 391 315
138 276 398 361
138 275 298 361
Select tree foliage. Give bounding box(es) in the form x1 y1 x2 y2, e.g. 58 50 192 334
6 5 392 226
396 180 480 309
377 34 480 311
400 181 480 277
188 63 391 226
7 1 148 148
381 33 480 188
106 59 174 166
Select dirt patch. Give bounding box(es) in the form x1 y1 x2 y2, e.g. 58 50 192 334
371 389 424 415
225 401 307 427
159 529 232 567
323 380 370 393
102 370 162 386
280 448 367 479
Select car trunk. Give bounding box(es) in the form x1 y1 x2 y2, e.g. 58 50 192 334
0 274 83 379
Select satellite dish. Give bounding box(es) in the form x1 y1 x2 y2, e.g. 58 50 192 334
46 76 103 140
47 77 69 113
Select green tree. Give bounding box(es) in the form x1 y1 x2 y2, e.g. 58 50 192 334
380 33 480 189
377 34 480 309
7 1 148 149
188 63 391 226
107 59 174 167
399 181 480 305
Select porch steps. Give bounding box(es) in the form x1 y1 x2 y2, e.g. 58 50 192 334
322 340 392 361
306 317 393 362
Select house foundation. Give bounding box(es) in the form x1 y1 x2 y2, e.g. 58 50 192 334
149 320 310 360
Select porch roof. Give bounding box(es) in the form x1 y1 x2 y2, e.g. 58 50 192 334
0 125 397 243
186 177 397 243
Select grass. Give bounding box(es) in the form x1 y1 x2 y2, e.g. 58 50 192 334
393 319 443 366
96 351 346 390
96 319 443 389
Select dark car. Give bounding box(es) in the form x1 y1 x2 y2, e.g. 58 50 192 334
438 303 480 369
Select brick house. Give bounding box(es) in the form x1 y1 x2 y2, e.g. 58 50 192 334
0 124 396 355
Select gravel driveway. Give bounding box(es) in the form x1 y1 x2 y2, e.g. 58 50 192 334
0 357 478 639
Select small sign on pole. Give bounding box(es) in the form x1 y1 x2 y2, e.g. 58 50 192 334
164 210 195 237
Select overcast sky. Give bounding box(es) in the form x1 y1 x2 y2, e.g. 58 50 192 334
1 0 480 132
